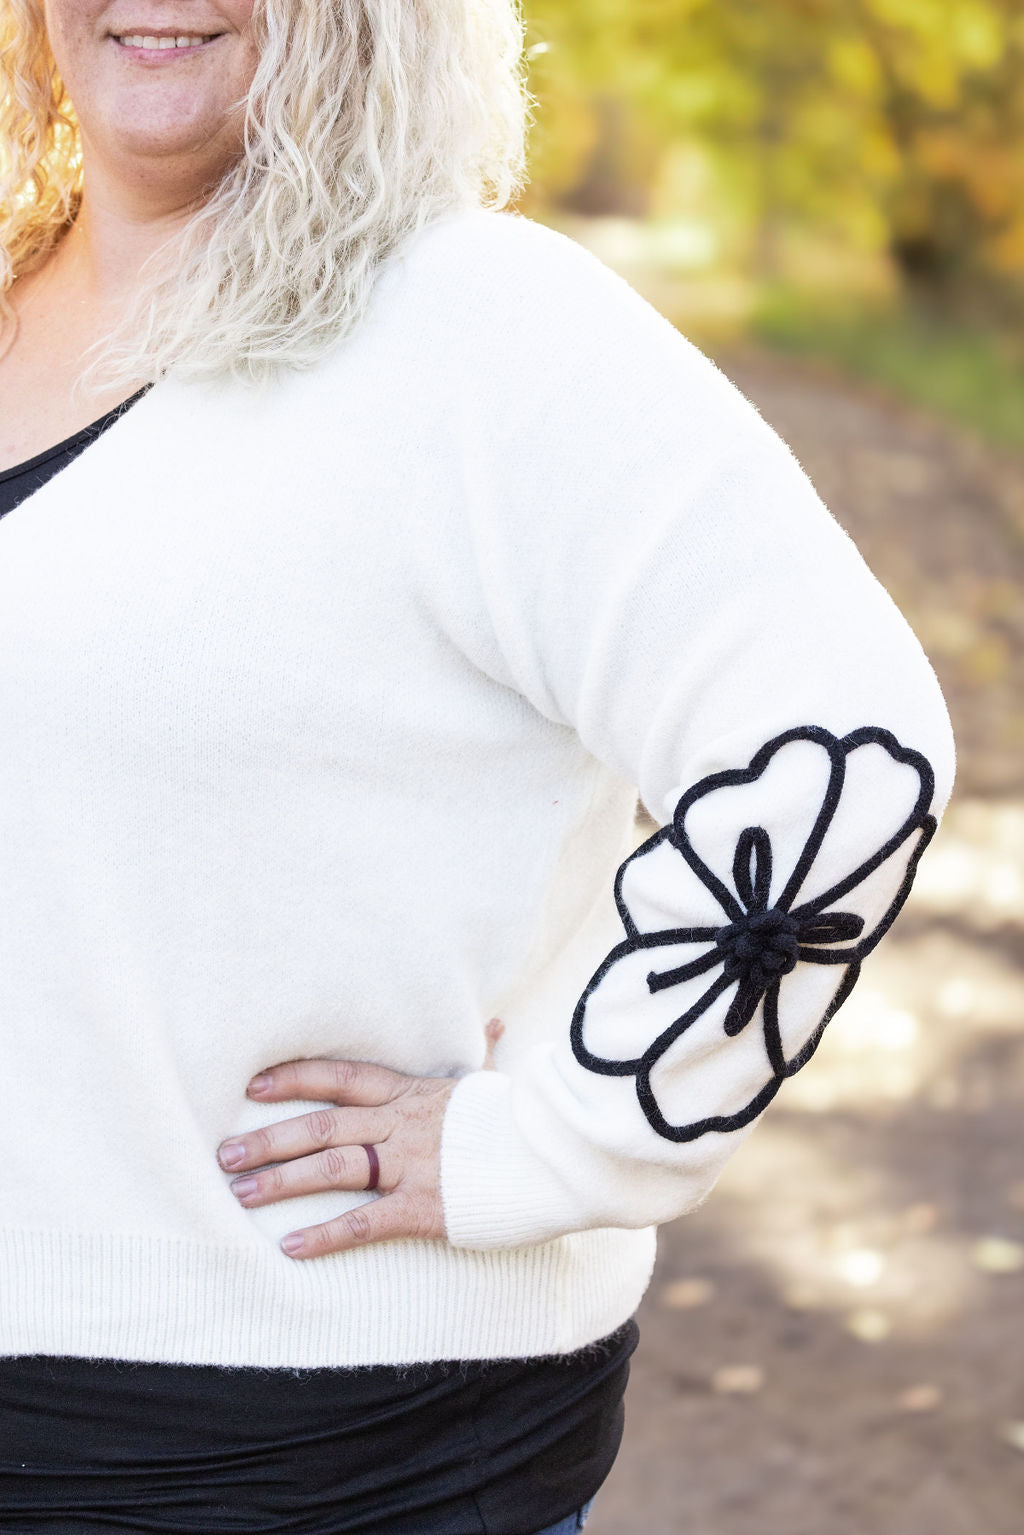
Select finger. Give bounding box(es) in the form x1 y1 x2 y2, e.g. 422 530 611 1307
280 1190 440 1259
230 1143 386 1206
483 1017 504 1070
247 1056 409 1107
217 1105 389 1173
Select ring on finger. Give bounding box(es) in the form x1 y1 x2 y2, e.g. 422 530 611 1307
362 1143 380 1192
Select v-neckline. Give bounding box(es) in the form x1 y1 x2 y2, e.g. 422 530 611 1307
0 384 154 485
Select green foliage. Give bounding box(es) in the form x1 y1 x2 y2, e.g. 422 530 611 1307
752 285 1024 448
521 0 1024 310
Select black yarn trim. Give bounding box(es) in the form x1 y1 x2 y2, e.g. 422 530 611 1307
570 725 937 1143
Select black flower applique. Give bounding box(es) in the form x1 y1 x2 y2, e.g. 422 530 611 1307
570 726 937 1143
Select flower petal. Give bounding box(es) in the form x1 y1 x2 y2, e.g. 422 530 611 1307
616 826 730 936
769 962 857 1069
674 733 839 917
571 935 725 1072
787 731 934 916
639 960 859 1141
796 823 935 962
642 984 777 1135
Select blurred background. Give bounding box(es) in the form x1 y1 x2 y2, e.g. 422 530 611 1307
514 3 1024 1531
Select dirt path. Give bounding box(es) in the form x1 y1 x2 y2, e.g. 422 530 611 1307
585 348 1024 1535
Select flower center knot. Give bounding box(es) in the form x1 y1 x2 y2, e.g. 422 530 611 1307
715 907 801 990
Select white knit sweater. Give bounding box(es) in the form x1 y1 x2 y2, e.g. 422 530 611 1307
0 207 955 1368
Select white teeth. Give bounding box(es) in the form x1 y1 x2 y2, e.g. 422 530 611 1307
115 33 213 49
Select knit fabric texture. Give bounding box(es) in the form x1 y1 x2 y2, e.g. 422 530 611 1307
0 208 956 1367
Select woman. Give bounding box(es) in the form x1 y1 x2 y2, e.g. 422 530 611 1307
0 2 955 1532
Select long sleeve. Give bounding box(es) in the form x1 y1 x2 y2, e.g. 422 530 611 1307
434 214 956 1250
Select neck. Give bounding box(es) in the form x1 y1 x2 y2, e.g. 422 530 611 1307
61 159 211 308
5 162 209 389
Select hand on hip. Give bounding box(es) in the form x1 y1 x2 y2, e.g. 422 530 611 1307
216 1021 503 1260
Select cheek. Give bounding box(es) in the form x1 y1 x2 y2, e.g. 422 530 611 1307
41 7 108 117
210 2 262 98
222 0 259 40
42 1 97 68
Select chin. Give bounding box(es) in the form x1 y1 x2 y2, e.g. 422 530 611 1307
100 92 241 165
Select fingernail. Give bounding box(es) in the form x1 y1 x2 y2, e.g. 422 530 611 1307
218 1140 246 1169
230 1176 259 1200
248 1073 273 1095
281 1233 304 1255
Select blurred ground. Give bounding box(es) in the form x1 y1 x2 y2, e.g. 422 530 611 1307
586 347 1024 1535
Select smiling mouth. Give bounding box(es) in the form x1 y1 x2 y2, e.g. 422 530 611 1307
110 32 225 51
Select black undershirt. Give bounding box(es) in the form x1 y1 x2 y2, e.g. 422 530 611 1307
0 386 153 521
0 1326 637 1534
0 395 637 1533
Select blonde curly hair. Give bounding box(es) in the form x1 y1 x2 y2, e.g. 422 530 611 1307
0 0 532 388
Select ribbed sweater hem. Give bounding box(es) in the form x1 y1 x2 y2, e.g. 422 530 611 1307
0 1225 658 1369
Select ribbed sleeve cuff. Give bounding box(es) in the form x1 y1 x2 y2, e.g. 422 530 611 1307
439 1068 721 1250
439 1071 584 1248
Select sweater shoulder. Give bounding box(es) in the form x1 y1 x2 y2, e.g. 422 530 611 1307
390 207 628 308
398 208 641 301
377 209 722 386
371 209 779 453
